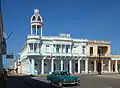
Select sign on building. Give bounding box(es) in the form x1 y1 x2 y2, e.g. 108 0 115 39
60 33 71 38
6 53 14 59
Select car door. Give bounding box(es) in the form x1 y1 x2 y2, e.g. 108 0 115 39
50 72 56 82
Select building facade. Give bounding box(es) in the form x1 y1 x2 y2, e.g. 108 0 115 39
18 9 88 75
18 9 120 75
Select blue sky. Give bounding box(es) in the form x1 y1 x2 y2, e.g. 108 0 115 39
1 0 120 68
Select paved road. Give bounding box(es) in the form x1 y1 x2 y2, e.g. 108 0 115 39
31 75 120 88
1 73 120 88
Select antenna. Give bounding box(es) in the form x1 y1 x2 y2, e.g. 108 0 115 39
6 32 13 41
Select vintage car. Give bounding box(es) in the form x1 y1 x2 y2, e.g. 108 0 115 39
47 70 80 87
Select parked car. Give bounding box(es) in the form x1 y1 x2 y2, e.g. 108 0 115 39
47 70 80 87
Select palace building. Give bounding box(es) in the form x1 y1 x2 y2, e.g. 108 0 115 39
17 9 120 75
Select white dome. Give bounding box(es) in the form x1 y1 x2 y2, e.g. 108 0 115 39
30 9 43 28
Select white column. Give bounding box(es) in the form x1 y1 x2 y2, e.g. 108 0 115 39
41 58 44 74
55 44 56 53
78 59 80 73
85 58 88 73
94 60 97 72
70 45 72 54
36 25 37 35
31 25 33 34
31 59 35 74
69 60 72 74
115 60 118 72
61 59 63 71
52 43 54 54
41 27 42 37
101 60 103 72
51 58 54 72
108 60 111 72
27 43 30 52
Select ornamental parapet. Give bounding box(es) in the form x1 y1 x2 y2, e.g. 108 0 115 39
88 40 110 45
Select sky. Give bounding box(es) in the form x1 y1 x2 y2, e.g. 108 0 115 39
1 0 120 68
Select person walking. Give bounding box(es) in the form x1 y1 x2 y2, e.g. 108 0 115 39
0 69 7 88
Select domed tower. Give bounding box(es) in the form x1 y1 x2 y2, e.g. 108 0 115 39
30 9 43 36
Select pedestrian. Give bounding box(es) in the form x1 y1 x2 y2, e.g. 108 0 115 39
1 69 7 88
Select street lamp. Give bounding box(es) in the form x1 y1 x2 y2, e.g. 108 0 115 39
98 47 101 75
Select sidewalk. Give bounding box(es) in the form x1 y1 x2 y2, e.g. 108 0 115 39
96 74 120 79
25 72 119 77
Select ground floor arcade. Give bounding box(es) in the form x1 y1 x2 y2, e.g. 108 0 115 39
18 56 88 75
88 59 119 73
18 56 120 75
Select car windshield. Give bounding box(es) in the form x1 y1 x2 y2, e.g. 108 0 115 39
58 71 70 75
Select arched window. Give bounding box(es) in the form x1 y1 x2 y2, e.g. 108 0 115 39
37 16 41 21
75 63 78 73
90 47 93 56
32 16 36 21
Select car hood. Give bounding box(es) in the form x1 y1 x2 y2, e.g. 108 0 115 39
59 75 79 81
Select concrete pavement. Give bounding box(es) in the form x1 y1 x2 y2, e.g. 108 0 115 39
1 72 120 88
96 74 120 79
31 74 120 88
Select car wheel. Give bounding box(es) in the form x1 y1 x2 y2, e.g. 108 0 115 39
59 82 63 88
77 81 80 86
77 83 80 86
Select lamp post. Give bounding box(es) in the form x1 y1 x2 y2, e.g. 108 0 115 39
98 47 101 75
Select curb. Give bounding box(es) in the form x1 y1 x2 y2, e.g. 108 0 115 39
13 72 120 77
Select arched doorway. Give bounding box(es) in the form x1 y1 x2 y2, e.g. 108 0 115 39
44 63 47 73
75 63 78 73
68 63 69 72
54 63 56 71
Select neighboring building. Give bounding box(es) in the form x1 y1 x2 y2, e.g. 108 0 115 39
111 55 120 72
19 9 88 75
87 40 111 73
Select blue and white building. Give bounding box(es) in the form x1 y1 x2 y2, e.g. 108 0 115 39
18 9 88 75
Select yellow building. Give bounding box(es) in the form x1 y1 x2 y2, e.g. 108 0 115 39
87 40 111 73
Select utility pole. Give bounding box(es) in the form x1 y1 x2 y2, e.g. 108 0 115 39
98 47 101 75
0 1 3 69
0 1 6 69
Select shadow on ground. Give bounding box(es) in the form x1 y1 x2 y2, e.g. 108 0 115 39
4 75 60 88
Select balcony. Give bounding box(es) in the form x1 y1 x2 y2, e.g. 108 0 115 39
97 46 110 57
27 52 41 56
26 51 82 57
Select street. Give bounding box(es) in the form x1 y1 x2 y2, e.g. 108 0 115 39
2 73 120 88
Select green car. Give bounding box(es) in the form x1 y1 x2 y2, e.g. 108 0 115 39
47 70 80 87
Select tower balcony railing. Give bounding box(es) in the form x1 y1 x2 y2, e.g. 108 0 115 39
27 34 40 39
